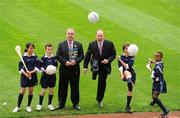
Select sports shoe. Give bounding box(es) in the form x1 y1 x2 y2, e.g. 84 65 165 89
13 106 20 112
48 104 55 111
160 110 169 116
73 105 81 110
55 105 65 110
36 104 42 111
98 102 103 108
26 106 32 112
126 107 133 113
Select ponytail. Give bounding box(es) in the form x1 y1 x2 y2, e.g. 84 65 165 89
24 49 28 52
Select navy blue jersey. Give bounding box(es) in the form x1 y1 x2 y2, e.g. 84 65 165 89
18 53 39 87
40 55 58 86
19 53 39 72
151 61 167 93
151 61 164 81
40 55 58 70
118 54 135 73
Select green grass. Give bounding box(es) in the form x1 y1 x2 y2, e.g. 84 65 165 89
0 0 180 117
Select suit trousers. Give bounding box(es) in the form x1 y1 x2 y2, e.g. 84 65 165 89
58 69 80 106
96 65 108 102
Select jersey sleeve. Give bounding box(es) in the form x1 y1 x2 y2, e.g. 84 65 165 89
35 56 40 72
19 60 23 71
18 57 25 74
18 60 24 74
39 57 45 71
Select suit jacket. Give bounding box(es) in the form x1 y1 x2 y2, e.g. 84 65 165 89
56 40 84 75
84 40 116 74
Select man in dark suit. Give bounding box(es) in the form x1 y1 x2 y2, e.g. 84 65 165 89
83 29 116 107
56 28 84 110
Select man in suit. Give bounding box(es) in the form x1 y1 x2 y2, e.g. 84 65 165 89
56 28 84 110
83 29 116 107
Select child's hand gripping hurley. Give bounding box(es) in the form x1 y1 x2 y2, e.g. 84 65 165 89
15 45 31 79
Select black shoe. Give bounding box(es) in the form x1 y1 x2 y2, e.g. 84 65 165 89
150 101 155 106
98 102 103 108
160 110 169 116
126 107 133 113
55 105 65 110
73 105 80 110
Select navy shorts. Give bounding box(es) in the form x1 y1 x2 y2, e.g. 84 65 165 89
40 73 56 88
20 74 38 87
152 81 160 93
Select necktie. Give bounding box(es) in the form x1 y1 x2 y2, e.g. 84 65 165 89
68 41 72 49
99 41 103 55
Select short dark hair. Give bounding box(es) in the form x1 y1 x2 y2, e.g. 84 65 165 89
156 51 163 58
122 44 129 52
45 44 52 49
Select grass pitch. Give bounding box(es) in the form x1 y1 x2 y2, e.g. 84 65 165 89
0 0 180 117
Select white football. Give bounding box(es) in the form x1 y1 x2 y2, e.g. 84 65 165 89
46 65 56 75
88 11 99 23
128 44 138 56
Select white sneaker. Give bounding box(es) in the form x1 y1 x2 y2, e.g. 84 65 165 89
48 104 54 111
26 106 32 112
98 102 103 108
36 104 42 111
13 106 20 112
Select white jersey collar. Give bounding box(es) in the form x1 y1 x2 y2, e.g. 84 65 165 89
44 53 54 58
24 52 35 56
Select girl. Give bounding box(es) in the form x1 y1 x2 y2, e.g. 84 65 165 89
118 44 136 113
36 44 58 111
13 42 39 113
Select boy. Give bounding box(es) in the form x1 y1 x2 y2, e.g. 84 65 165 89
36 44 58 111
118 44 136 113
148 52 169 116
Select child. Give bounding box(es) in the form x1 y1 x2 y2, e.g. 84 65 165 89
36 44 58 111
118 44 136 113
13 42 39 113
148 52 169 116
